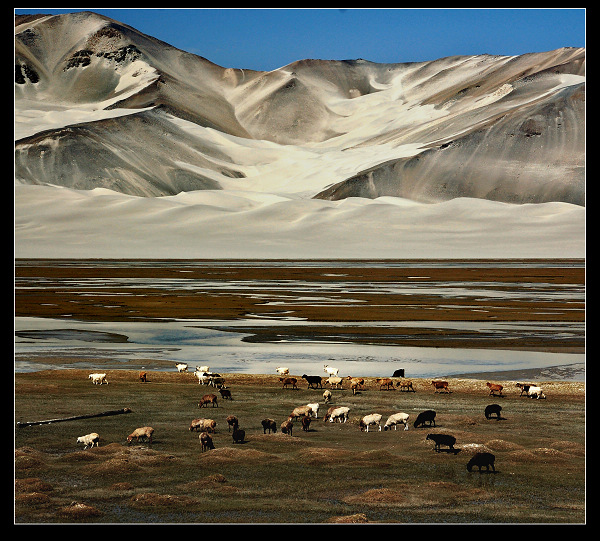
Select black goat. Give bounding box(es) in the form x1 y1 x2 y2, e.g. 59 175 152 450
413 409 436 428
426 433 456 453
302 374 323 389
467 452 496 473
485 404 503 420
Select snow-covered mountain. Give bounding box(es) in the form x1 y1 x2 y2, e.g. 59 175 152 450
14 11 585 258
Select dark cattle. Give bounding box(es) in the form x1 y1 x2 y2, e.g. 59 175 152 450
426 433 456 453
392 369 405 378
485 404 503 420
467 452 496 473
302 374 323 389
414 410 436 428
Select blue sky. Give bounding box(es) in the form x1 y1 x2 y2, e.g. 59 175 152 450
15 8 585 71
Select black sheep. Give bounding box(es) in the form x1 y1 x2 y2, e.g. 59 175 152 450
467 452 496 473
302 374 323 389
426 433 456 452
485 404 503 420
413 409 436 428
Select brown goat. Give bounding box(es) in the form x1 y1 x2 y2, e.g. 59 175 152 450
396 380 415 392
139 371 147 382
486 382 503 396
432 380 451 393
279 377 298 389
301 416 312 432
198 394 218 408
376 377 394 390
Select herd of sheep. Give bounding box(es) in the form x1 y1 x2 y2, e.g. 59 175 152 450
77 363 547 475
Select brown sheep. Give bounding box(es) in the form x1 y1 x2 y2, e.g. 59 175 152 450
218 388 232 400
232 427 245 444
279 377 298 389
226 415 239 432
200 432 214 451
281 419 293 435
396 380 415 392
261 418 277 434
432 380 451 393
289 405 312 420
198 394 218 408
189 418 216 433
127 426 154 445
301 416 312 432
376 378 394 390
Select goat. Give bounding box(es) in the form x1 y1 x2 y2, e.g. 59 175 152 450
302 374 323 389
346 377 365 390
359 413 382 432
127 426 154 445
323 389 332 403
76 432 100 450
208 376 225 388
527 386 546 399
196 365 210 373
289 405 312 420
306 403 319 418
88 373 108 385
189 418 216 433
200 431 214 451
326 376 343 389
467 452 496 473
261 418 277 434
376 378 394 391
426 433 456 453
232 427 245 444
175 363 188 372
383 412 410 431
198 394 218 408
396 380 415 392
413 410 436 429
516 383 533 396
218 388 232 400
323 365 339 376
301 416 312 432
226 415 239 432
432 380 451 393
484 404 503 420
324 406 350 423
281 419 293 435
279 377 298 390
275 366 290 375
486 382 503 396
139 371 147 382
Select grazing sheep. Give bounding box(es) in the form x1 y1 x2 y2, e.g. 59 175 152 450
324 406 350 423
261 418 277 434
467 452 496 473
200 431 214 451
323 365 339 376
281 419 293 435
383 412 410 431
432 380 451 393
376 378 394 391
301 416 312 432
88 373 108 385
189 418 216 433
326 376 343 389
359 413 382 432
396 380 415 392
290 405 312 420
175 363 188 373
413 410 436 429
302 374 323 389
198 394 218 408
306 403 320 418
346 377 365 390
76 432 100 450
232 427 245 444
279 377 298 390
486 382 504 396
484 404 503 420
226 415 239 432
218 388 232 400
139 371 147 382
527 386 546 399
426 433 456 452
323 389 332 403
276 366 290 376
127 426 154 445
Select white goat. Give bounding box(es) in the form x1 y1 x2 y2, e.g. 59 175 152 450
196 365 210 373
195 371 210 385
77 432 100 449
324 365 339 376
360 413 382 432
383 412 410 431
175 363 188 372
88 373 107 385
276 366 290 375
306 402 320 418
527 386 546 399
325 406 349 423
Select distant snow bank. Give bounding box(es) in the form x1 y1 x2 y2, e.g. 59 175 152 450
14 184 585 259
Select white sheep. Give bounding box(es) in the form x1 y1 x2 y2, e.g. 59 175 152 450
323 389 332 403
324 365 339 376
360 413 382 432
383 412 410 431
196 365 210 373
306 402 320 418
325 406 349 423
76 432 100 449
527 386 546 399
275 366 290 375
127 426 154 445
175 363 188 372
88 373 107 385
194 371 210 385
326 376 343 389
